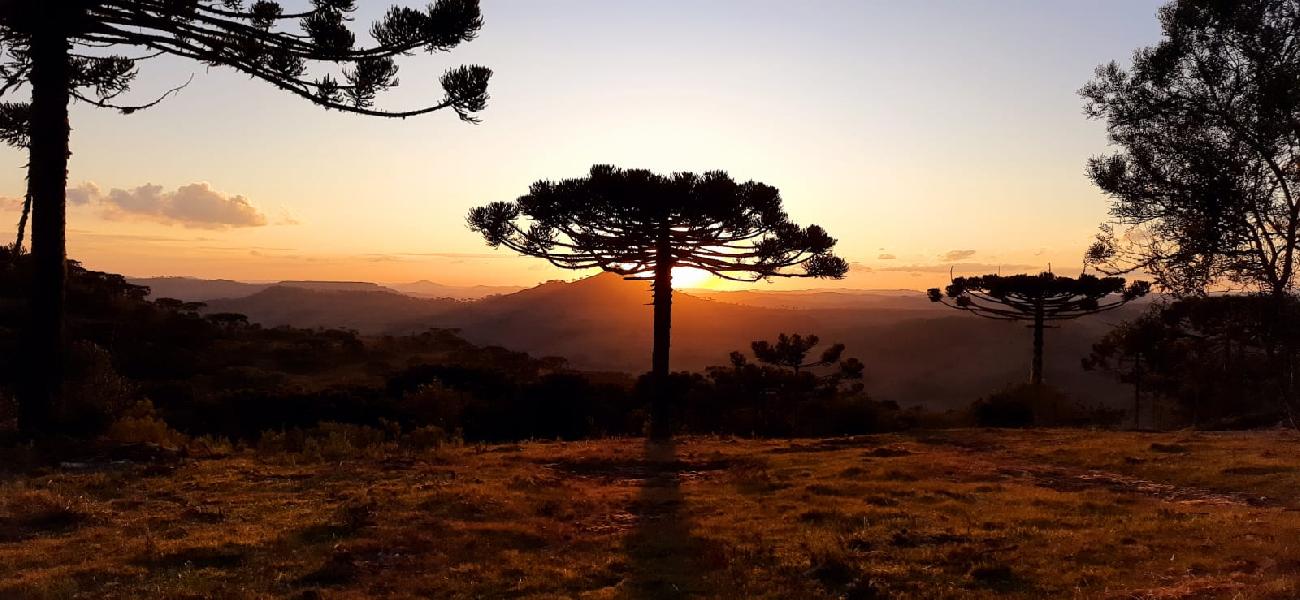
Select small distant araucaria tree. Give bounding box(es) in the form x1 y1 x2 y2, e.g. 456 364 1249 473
467 165 849 438
750 333 847 375
928 272 1150 385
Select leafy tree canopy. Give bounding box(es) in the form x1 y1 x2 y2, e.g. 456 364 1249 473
1082 0 1300 297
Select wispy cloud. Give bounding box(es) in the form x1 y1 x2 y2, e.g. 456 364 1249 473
66 230 206 244
940 249 976 262
393 251 519 259
875 262 1038 274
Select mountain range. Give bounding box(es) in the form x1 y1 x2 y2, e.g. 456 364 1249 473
128 276 522 301
128 272 1140 411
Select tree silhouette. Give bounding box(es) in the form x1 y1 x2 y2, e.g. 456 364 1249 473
1 0 491 434
467 165 849 438
750 333 845 375
928 272 1149 385
1081 0 1300 299
713 334 865 436
1083 311 1176 430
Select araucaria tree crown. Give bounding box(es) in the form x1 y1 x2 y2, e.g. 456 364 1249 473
468 165 848 282
928 272 1150 385
1 0 492 128
750 333 846 374
468 165 849 438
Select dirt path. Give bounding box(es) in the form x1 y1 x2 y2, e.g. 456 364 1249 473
920 437 1275 508
991 462 1273 507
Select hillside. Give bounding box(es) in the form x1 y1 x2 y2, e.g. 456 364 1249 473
128 276 267 301
411 273 1134 410
4 430 1297 598
689 288 940 312
203 286 463 332
139 272 1139 410
128 276 511 302
413 273 818 376
388 280 523 300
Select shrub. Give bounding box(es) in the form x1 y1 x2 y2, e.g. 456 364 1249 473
970 385 1042 428
56 341 140 435
259 423 388 460
104 402 188 447
971 384 1120 428
404 425 458 451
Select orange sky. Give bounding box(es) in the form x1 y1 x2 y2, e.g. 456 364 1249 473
0 1 1165 291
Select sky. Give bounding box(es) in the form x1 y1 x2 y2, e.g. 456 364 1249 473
0 0 1168 290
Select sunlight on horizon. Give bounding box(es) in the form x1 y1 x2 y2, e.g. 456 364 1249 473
0 0 1168 292
671 267 715 290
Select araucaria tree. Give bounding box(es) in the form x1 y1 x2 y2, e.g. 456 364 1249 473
928 272 1150 385
750 333 848 375
467 165 849 438
0 0 492 434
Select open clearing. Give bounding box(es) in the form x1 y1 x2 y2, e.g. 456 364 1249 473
4 429 1300 599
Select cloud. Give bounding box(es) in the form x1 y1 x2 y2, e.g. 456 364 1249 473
67 182 101 206
940 249 976 262
65 229 201 243
877 253 896 260
69 181 267 229
875 262 1038 274
394 251 519 259
274 209 301 226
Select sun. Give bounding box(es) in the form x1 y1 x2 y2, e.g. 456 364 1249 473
671 267 714 289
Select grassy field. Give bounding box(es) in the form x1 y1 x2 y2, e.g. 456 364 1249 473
4 429 1300 599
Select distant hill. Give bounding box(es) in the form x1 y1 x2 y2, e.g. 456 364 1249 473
128 276 517 302
137 272 1142 410
275 280 401 293
689 288 945 312
403 273 1136 410
128 276 267 301
389 280 524 300
407 273 819 374
203 286 463 332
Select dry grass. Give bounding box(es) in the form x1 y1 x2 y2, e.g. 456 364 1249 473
3 429 1300 598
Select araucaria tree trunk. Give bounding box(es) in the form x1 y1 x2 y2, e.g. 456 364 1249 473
1030 301 1045 386
649 222 674 440
20 9 72 435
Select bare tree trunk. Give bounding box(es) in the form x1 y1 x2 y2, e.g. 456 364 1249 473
649 223 673 440
19 12 71 436
1133 354 1142 430
1030 302 1045 386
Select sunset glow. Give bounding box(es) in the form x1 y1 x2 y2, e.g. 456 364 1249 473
0 1 1166 291
671 267 714 289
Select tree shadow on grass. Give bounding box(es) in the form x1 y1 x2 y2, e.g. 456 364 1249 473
623 439 712 599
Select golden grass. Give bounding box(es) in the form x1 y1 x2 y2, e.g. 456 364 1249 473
3 429 1300 599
